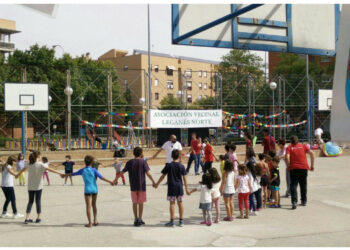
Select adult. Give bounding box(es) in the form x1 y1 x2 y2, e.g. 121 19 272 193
202 138 218 173
151 135 182 165
186 133 201 175
244 131 253 163
285 135 315 210
314 127 324 145
277 138 290 197
262 129 276 155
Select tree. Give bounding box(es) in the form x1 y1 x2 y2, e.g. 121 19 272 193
0 44 127 137
159 95 181 110
189 96 217 110
216 49 264 109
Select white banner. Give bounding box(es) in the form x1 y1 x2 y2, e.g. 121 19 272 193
331 5 350 143
149 109 222 128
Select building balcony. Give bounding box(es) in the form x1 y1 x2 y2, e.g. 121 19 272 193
0 41 15 52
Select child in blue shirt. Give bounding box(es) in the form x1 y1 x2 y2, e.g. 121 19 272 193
66 155 114 227
62 155 75 186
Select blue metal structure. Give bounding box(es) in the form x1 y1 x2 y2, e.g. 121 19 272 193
172 4 340 56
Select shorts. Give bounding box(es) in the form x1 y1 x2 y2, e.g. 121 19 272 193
131 191 146 204
199 203 211 210
85 193 97 196
65 170 73 174
271 186 280 191
260 175 269 186
223 193 235 198
167 195 184 202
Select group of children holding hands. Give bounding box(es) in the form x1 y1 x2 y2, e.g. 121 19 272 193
0 135 285 228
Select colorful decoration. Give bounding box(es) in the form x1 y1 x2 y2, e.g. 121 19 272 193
99 111 143 117
222 120 307 130
82 120 149 130
223 110 286 119
321 142 343 157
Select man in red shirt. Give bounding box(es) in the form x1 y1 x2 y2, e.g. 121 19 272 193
186 133 201 175
286 135 315 210
262 129 276 155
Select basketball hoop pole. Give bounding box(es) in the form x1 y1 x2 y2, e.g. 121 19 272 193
21 111 25 155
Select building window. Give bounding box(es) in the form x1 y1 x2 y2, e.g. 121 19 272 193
198 70 202 77
199 82 202 90
167 80 174 89
185 69 192 78
155 92 159 100
203 71 207 77
124 79 128 85
166 66 174 76
168 93 173 98
123 65 128 71
187 94 192 103
154 79 159 86
204 83 207 90
187 81 192 91
154 65 159 72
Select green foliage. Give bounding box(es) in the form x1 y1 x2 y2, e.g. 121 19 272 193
0 44 127 136
159 95 181 110
189 96 217 110
216 49 264 108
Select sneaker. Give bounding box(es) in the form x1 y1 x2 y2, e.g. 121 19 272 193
195 173 200 176
139 219 145 226
301 202 307 206
24 219 33 224
0 213 12 218
134 219 141 227
12 213 24 219
200 221 207 224
165 221 175 227
223 216 230 221
179 220 184 227
206 221 212 226
292 204 297 210
35 218 41 223
214 219 219 223
250 211 258 216
228 216 234 221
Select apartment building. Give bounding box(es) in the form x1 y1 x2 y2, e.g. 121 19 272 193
0 18 20 58
98 49 219 117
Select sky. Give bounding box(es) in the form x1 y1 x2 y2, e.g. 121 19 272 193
0 4 266 63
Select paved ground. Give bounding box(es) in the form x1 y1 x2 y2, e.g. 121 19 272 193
1 155 350 247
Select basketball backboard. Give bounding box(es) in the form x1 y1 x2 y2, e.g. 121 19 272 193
4 83 49 111
172 4 340 56
318 89 332 111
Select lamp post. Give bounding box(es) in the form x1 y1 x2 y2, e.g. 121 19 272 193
53 124 57 136
64 85 73 150
139 97 146 147
48 95 52 142
269 81 277 137
79 96 84 139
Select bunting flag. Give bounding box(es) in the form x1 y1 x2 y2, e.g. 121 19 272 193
222 120 307 130
223 110 286 119
82 120 149 130
99 111 143 117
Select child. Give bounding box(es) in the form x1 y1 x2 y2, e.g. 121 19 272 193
219 155 225 175
269 157 281 208
198 137 205 173
154 149 189 227
277 138 290 197
246 146 256 164
260 154 271 208
62 155 75 186
247 161 261 215
235 164 252 219
119 147 156 227
208 168 221 223
202 138 218 174
41 157 50 186
189 173 214 226
92 158 107 171
66 155 114 227
1 156 23 219
16 151 64 224
17 153 26 186
113 157 125 185
219 160 235 221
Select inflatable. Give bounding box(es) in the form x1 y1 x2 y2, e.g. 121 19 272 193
321 142 343 157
